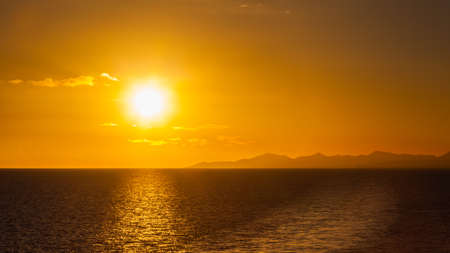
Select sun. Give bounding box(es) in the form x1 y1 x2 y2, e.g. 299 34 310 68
132 86 166 118
126 79 173 124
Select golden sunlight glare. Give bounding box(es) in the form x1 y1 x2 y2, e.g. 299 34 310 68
126 79 173 124
132 86 165 118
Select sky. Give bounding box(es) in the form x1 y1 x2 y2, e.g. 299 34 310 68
1 0 449 168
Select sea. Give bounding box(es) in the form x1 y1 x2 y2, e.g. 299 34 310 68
1 169 450 252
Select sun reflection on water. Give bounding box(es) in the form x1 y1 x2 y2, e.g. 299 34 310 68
90 171 399 252
94 171 186 252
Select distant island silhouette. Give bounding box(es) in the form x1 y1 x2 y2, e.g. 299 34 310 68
190 151 450 169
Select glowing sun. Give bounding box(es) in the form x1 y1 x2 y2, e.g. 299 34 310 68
127 80 172 124
132 87 166 118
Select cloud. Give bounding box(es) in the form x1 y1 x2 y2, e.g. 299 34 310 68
129 135 248 147
168 137 182 142
171 124 229 131
187 138 208 146
128 139 150 144
29 76 95 87
187 0 286 15
100 122 118 127
171 126 196 131
8 79 23 84
147 140 168 146
8 73 119 88
200 1 291 16
128 137 207 147
128 139 168 146
100 73 119 82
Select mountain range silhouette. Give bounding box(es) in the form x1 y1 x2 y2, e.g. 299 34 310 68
190 151 450 169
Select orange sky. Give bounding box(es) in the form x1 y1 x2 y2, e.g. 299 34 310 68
1 0 449 168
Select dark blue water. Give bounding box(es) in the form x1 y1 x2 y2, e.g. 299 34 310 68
1 169 450 252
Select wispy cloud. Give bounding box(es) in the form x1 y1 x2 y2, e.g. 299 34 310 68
8 79 23 85
100 73 119 82
212 1 292 16
128 139 168 146
127 123 235 148
147 140 168 146
187 138 208 146
128 134 250 147
186 0 291 16
171 126 196 131
128 137 208 147
100 122 118 127
171 124 229 131
29 76 95 87
128 139 151 144
8 73 119 88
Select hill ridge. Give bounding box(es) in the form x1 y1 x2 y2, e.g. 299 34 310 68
189 151 450 169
